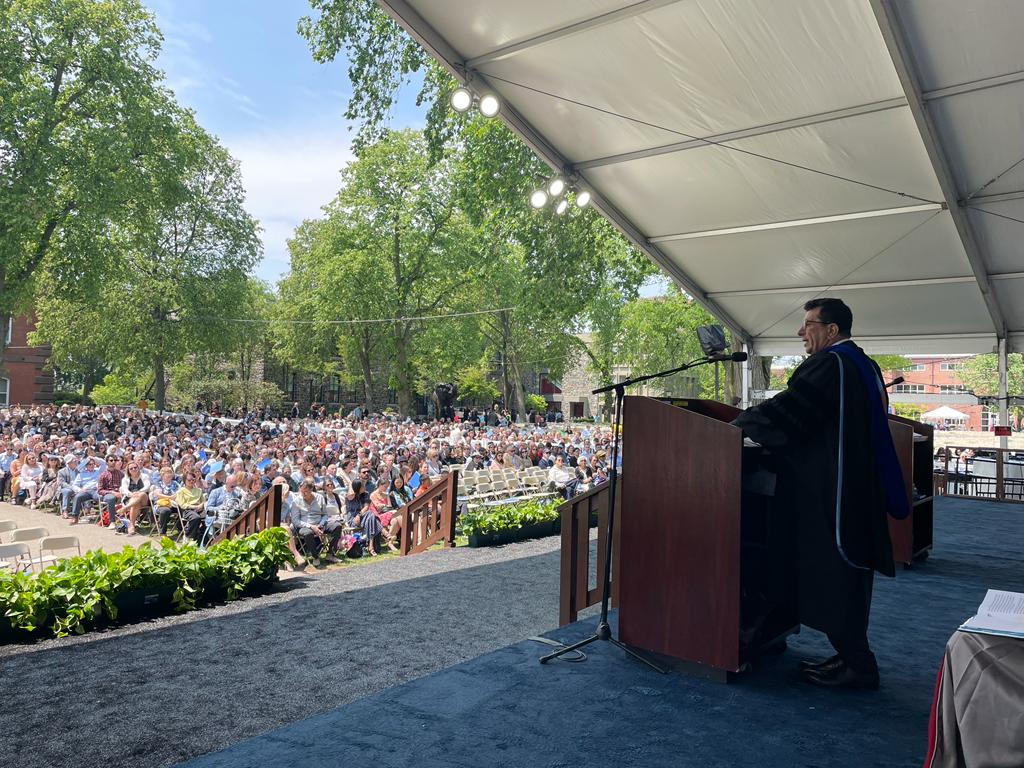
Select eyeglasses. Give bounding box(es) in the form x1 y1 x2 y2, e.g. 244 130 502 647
799 320 833 331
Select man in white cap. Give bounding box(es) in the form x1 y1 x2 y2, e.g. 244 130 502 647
69 455 103 524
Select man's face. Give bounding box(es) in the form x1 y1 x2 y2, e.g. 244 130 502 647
798 308 837 355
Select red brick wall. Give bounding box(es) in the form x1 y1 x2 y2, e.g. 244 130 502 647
3 315 53 405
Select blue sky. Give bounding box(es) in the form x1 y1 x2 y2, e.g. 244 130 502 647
145 1 668 296
146 0 426 283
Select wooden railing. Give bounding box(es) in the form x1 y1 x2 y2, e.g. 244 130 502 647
937 447 1024 504
211 484 284 544
559 480 619 626
398 470 459 555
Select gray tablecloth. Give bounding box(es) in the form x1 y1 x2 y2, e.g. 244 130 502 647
925 630 1024 767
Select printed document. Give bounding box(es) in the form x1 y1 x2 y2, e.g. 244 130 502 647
960 589 1024 639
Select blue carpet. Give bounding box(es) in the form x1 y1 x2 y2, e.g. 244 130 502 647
181 497 1023 767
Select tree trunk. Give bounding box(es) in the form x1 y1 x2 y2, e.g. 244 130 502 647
395 331 412 418
508 354 528 424
496 311 528 422
82 369 96 399
0 269 8 386
358 329 375 413
390 216 412 417
154 356 166 411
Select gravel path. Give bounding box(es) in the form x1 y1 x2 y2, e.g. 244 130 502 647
0 500 126 554
0 534 597 768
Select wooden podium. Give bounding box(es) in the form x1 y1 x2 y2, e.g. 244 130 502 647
887 415 934 565
618 396 793 678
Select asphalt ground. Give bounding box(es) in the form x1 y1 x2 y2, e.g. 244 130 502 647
0 531 595 768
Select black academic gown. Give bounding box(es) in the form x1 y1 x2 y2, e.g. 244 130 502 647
733 341 895 637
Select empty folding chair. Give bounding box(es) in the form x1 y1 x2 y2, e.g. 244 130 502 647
0 543 31 572
10 527 49 573
0 520 17 542
469 482 491 508
490 479 510 500
29 535 82 571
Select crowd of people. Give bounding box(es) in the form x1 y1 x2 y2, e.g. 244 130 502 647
0 403 614 567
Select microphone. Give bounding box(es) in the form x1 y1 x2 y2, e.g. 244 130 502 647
708 351 748 362
884 376 905 390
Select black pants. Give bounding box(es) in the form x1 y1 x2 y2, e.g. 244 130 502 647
182 509 205 542
156 504 174 535
826 569 877 675
295 520 343 558
0 473 11 501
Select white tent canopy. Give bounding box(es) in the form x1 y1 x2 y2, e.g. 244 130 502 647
380 0 1024 360
921 405 969 421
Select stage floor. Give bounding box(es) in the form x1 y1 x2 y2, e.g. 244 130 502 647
181 497 1023 767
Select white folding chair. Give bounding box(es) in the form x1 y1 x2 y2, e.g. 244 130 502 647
0 542 31 571
11 527 50 572
0 520 17 542
29 535 82 571
468 482 492 508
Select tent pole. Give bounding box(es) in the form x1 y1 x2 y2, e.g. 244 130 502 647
998 337 1009 450
741 343 752 409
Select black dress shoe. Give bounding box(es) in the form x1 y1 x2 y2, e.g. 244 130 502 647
802 661 880 691
798 654 842 673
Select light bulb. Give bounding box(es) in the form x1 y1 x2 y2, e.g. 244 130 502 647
555 199 568 215
548 178 565 196
450 87 473 113
478 93 500 118
530 190 548 209
576 190 591 207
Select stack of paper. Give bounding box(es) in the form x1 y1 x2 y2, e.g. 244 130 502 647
960 590 1024 639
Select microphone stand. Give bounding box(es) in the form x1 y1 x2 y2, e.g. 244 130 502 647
540 355 725 670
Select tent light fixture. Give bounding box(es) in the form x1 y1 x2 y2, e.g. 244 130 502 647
478 92 500 118
530 189 548 209
450 84 501 118
450 87 473 113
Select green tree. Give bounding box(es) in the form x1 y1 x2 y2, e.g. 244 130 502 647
305 129 473 416
33 112 261 410
871 355 913 375
298 4 680 419
456 362 500 405
275 217 394 413
959 353 1024 424
0 0 178 372
618 289 728 399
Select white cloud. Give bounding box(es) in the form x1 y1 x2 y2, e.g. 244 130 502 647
222 131 355 284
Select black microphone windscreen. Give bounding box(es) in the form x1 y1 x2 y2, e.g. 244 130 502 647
731 352 749 362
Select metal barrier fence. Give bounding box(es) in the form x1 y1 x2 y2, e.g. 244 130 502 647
936 447 1024 504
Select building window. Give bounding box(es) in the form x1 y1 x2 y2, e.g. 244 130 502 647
981 408 1000 430
4 318 11 346
939 385 968 394
939 362 963 371
0 377 7 406
893 384 926 394
907 364 926 372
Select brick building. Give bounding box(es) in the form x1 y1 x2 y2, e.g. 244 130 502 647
772 355 999 431
883 356 999 431
1 315 54 406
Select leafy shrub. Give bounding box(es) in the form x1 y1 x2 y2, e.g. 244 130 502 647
0 528 293 639
461 500 560 537
525 393 547 413
52 391 94 406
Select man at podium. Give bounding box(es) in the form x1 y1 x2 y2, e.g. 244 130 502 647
733 298 907 690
